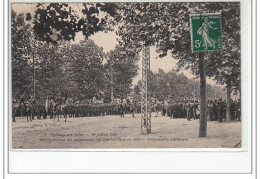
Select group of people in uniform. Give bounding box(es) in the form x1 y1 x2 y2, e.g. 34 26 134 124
159 100 200 120
207 98 241 122
12 95 240 123
12 95 143 122
159 98 241 122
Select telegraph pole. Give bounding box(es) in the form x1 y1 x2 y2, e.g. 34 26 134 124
141 45 151 134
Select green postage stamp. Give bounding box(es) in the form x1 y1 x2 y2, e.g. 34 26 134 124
190 14 222 52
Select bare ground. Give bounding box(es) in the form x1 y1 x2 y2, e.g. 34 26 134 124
12 113 241 149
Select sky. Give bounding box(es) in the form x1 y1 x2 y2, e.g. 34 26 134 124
12 3 218 86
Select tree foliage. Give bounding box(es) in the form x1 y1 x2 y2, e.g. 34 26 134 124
29 2 241 93
67 40 105 100
33 42 66 99
105 45 139 100
134 69 226 101
33 3 118 43
12 2 240 104
115 2 240 93
205 4 240 93
32 39 106 101
11 10 33 99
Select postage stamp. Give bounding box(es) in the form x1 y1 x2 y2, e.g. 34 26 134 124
190 14 222 52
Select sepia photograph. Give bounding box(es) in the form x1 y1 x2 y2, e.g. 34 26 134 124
10 2 241 149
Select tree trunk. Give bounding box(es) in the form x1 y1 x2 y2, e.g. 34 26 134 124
199 52 207 137
225 80 231 122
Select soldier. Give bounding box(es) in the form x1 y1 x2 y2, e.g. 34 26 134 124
90 103 93 117
222 99 227 120
36 101 43 120
230 99 235 120
93 104 97 117
186 102 193 121
235 100 241 121
189 100 195 119
178 101 182 118
212 99 218 121
207 100 213 121
75 104 80 117
182 100 187 118
12 99 16 122
217 98 224 122
119 103 125 118
19 94 25 117
192 101 198 119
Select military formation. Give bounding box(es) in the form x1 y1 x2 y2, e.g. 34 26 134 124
12 95 240 123
12 96 142 122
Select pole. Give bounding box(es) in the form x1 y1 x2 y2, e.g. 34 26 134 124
199 52 207 137
141 45 151 134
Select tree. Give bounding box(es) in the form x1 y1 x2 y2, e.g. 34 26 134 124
11 10 33 100
138 69 225 101
28 3 119 101
105 45 139 101
33 42 66 100
135 69 226 102
68 40 105 100
22 37 106 102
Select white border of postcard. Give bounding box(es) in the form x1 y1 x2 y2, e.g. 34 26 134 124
3 0 256 175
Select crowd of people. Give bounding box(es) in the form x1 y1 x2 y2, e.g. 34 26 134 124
12 96 142 122
159 98 241 122
159 100 200 120
207 98 241 122
12 95 240 123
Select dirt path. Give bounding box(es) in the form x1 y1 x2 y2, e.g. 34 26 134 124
12 114 241 149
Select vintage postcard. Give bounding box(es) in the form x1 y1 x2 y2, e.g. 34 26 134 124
10 1 242 149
